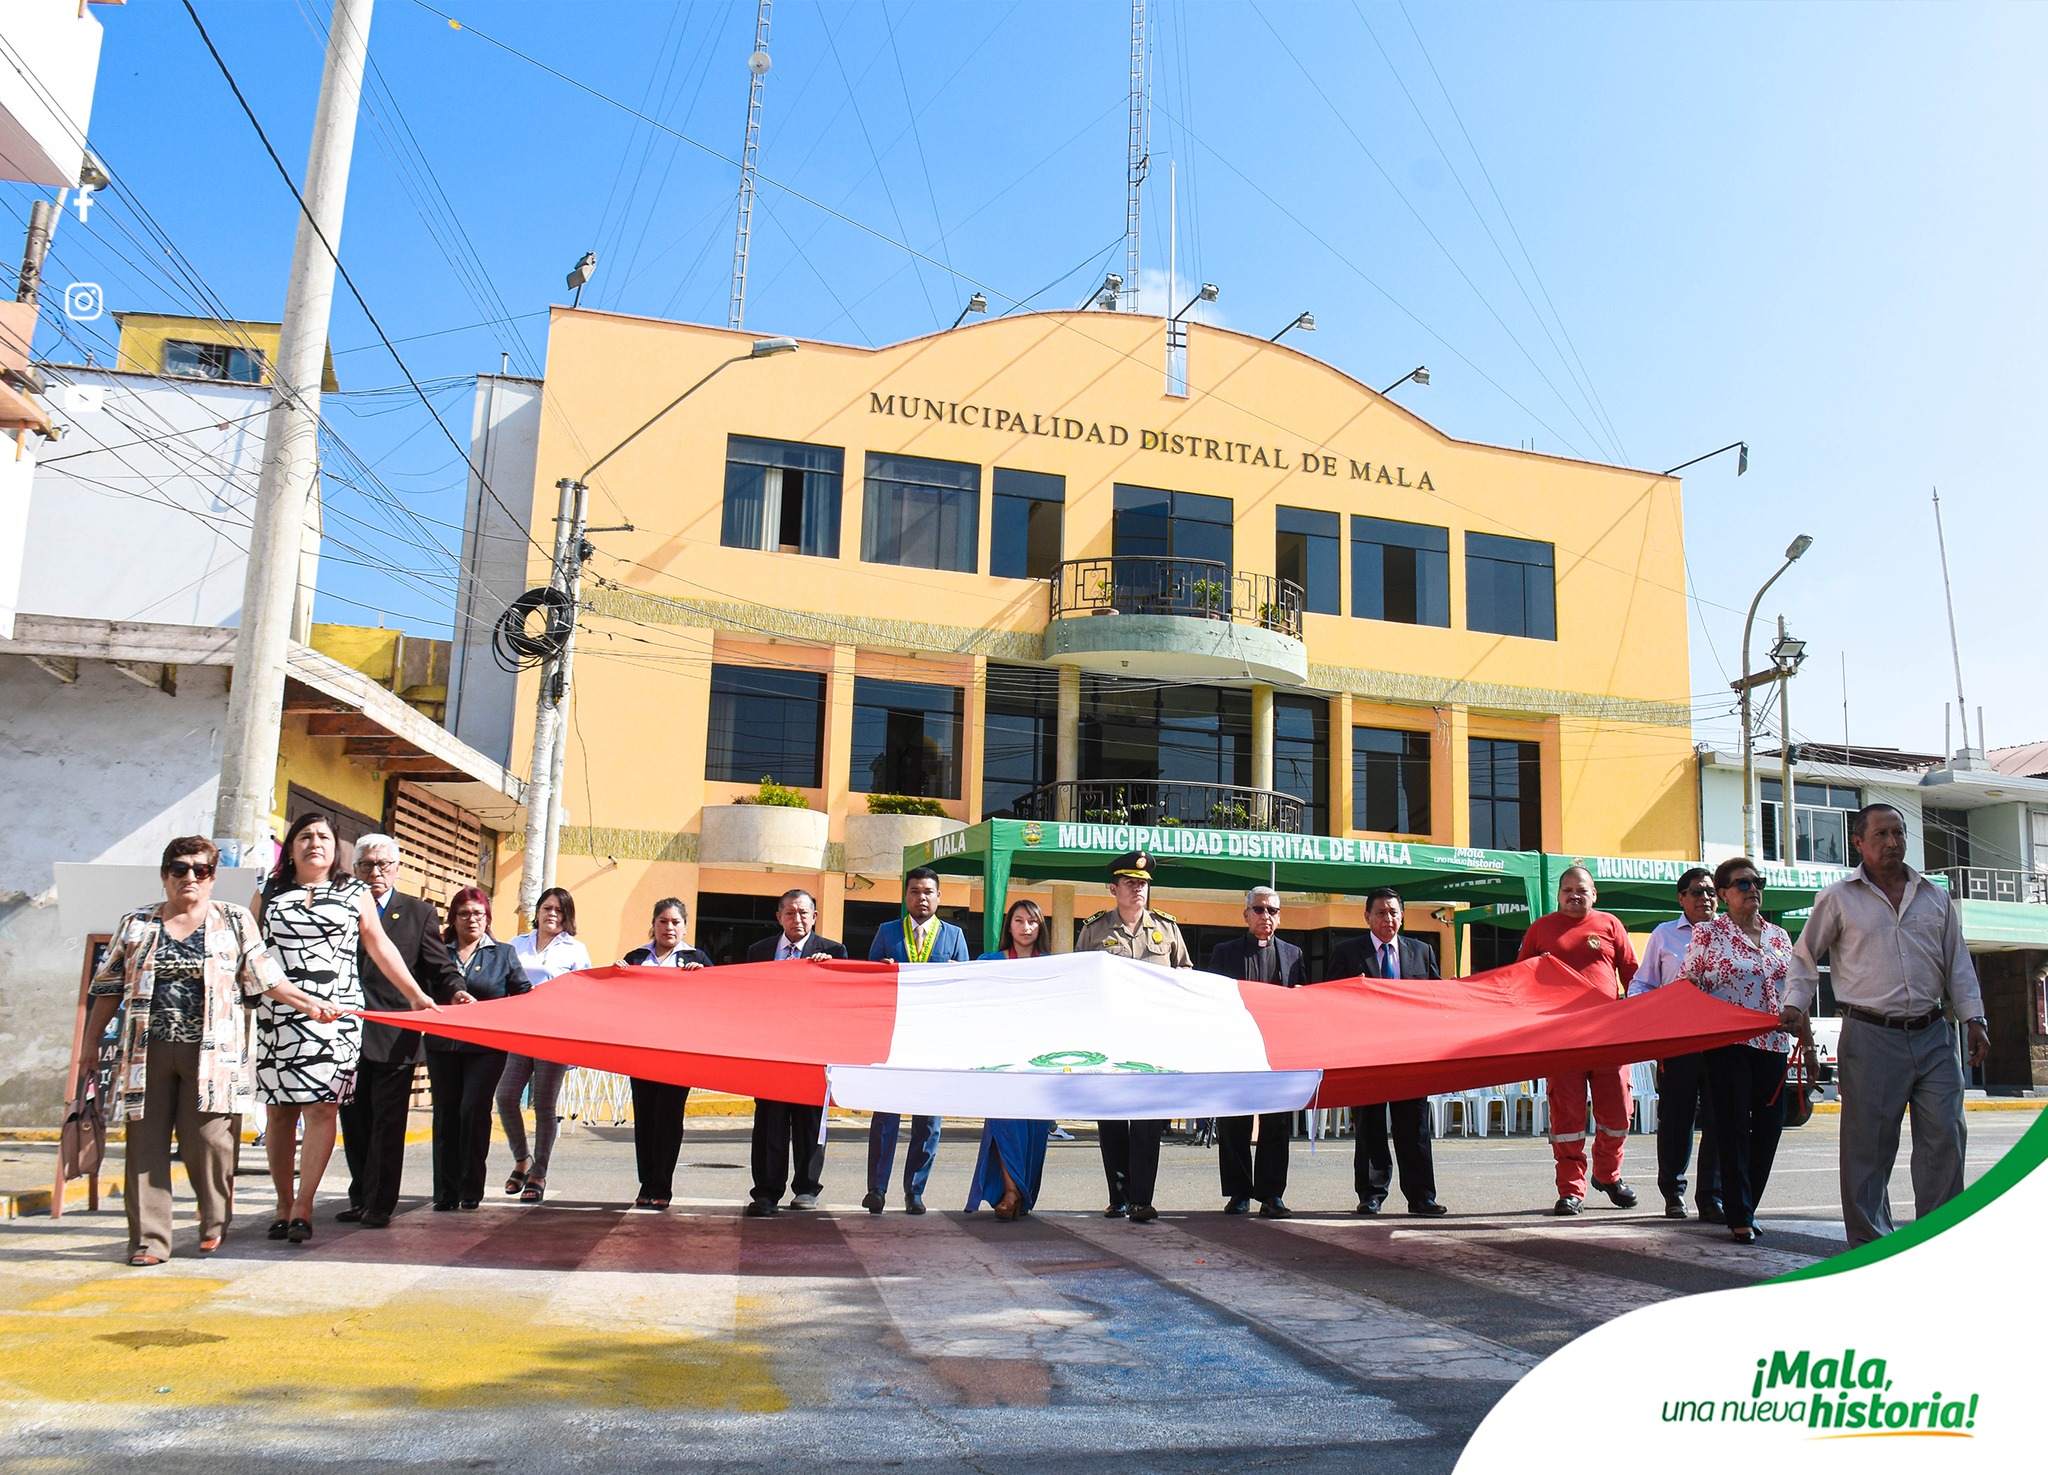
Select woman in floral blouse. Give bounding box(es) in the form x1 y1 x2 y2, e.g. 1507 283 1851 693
1679 855 1796 1244
84 836 335 1266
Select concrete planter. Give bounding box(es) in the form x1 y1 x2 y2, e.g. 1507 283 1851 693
699 803 830 871
843 812 967 875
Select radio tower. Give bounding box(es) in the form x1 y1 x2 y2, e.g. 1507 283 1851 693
1123 0 1147 312
728 0 773 330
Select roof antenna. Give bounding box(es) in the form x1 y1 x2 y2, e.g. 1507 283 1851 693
728 0 773 330
1932 488 1976 769
1125 0 1147 313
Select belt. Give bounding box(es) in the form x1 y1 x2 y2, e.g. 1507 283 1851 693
1840 1004 1947 1032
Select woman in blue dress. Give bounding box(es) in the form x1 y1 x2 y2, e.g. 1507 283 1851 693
966 900 1054 1220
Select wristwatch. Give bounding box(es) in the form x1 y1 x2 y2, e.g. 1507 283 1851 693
1965 1016 1989 1029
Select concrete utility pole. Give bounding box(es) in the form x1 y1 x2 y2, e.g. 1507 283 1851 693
540 480 589 898
213 0 373 862
517 476 582 922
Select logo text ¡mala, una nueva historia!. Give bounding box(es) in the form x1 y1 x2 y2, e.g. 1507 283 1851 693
1660 1349 1980 1439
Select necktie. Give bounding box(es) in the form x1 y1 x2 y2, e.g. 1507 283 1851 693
1381 941 1397 979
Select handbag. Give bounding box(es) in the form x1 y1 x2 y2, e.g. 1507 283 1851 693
1774 1047 1820 1129
59 1089 106 1179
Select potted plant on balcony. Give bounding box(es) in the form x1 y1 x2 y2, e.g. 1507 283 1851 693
700 776 830 869
1190 578 1229 619
1090 576 1118 616
1209 798 1253 829
844 793 966 874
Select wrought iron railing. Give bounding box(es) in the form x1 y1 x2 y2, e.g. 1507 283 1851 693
1937 866 2048 906
1048 557 1305 638
1012 778 1305 833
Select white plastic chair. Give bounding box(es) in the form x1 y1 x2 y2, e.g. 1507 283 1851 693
1460 1085 1505 1137
1630 1061 1659 1134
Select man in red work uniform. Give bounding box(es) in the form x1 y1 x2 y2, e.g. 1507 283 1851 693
1519 865 1641 1216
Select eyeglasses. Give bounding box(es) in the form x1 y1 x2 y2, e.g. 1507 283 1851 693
165 861 215 880
1729 878 1766 893
359 858 401 872
1683 887 1715 899
1248 905 1280 916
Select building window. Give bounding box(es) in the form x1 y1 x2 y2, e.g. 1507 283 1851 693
852 676 964 798
1113 484 1233 570
163 339 266 384
1081 675 1252 789
989 469 1064 580
1276 506 1340 616
1467 531 1556 640
861 452 980 573
706 665 825 788
1273 695 1330 835
1351 515 1450 627
721 435 843 557
1353 726 1432 834
982 663 1060 819
1761 779 1859 865
1922 806 1972 873
1469 737 1541 850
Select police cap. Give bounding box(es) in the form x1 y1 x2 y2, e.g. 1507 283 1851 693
1109 850 1155 881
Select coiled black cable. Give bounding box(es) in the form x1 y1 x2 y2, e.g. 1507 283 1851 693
493 587 573 672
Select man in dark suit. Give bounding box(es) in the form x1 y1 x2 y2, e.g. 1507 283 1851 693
340 835 460 1228
744 888 847 1216
1325 886 1449 1218
863 866 970 1215
1207 885 1307 1218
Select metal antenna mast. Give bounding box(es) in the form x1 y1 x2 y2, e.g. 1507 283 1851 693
1932 486 1976 765
728 0 773 330
1124 0 1147 312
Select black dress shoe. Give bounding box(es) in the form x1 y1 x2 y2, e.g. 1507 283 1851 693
1223 1196 1251 1215
1698 1201 1727 1225
1127 1204 1158 1224
904 1197 927 1216
458 1200 480 1211
1591 1178 1639 1209
1103 1203 1128 1218
1663 1197 1688 1220
1356 1195 1386 1216
1258 1200 1293 1219
334 1207 364 1223
861 1191 885 1215
1553 1196 1583 1216
359 1212 391 1229
432 1201 457 1212
742 1199 779 1217
1407 1200 1449 1218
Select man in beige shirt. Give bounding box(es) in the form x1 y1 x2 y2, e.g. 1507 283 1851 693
1781 803 1989 1247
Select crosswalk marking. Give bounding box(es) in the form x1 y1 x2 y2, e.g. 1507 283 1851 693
1052 1213 1539 1382
1465 1223 1820 1280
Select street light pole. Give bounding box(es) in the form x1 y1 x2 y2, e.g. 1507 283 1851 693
514 337 799 923
1779 615 1794 858
1736 534 1814 859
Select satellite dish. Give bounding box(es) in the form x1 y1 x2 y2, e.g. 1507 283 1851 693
748 50 772 75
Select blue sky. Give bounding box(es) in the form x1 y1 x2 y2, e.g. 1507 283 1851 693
23 0 2048 758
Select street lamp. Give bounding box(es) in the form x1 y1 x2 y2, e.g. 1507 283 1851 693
517 335 799 922
1770 624 1808 855
1270 311 1316 342
566 252 596 309
1380 366 1429 395
1664 440 1748 477
1168 283 1218 352
1734 533 1815 860
948 293 988 330
1083 273 1124 310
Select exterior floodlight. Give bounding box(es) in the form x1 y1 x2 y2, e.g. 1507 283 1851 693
950 293 989 330
1270 311 1316 341
749 337 798 357
1770 632 1807 670
1737 441 1749 475
1663 440 1749 477
567 251 597 307
1380 366 1429 395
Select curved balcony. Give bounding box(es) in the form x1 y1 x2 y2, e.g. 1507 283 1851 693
1011 779 1305 834
1043 557 1309 686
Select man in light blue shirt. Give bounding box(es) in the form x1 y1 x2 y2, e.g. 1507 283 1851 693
1630 866 1723 1222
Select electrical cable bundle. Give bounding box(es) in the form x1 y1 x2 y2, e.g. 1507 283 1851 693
493 586 573 672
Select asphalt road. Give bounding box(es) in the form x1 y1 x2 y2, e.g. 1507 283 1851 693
0 1108 2033 1474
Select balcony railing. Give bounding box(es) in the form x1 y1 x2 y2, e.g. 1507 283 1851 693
1049 557 1305 639
1937 866 2048 906
1012 779 1305 833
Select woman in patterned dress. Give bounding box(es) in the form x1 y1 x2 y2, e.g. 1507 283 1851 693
1679 855 1799 1245
255 814 436 1244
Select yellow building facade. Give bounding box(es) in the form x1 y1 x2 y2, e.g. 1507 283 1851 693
500 307 1695 969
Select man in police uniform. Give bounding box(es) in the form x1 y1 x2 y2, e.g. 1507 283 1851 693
1077 850 1192 1223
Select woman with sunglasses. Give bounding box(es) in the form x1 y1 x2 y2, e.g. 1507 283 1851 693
1678 857 1797 1245
83 837 323 1265
965 899 1055 1221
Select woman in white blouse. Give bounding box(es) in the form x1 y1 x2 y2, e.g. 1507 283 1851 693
494 886 591 1203
1679 856 1796 1245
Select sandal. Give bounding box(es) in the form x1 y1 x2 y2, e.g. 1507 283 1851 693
129 1251 165 1267
197 1236 222 1253
266 1219 290 1241
504 1167 529 1197
520 1178 546 1204
286 1218 313 1244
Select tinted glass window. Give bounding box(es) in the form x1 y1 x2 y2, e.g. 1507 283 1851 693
861 452 980 573
706 666 825 787
1353 726 1432 834
1468 737 1542 850
990 469 1064 580
720 436 844 557
1466 531 1556 640
982 664 1060 819
1276 506 1340 616
852 676 965 798
1273 695 1330 834
1352 515 1450 626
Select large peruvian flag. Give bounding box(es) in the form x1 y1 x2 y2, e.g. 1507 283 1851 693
365 951 1775 1118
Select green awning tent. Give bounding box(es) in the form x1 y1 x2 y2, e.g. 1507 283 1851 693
1454 854 1859 940
905 818 1546 956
